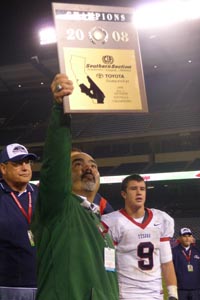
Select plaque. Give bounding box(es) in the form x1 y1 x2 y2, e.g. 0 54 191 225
52 3 148 113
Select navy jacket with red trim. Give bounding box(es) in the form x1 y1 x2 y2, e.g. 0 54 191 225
172 243 200 290
93 193 114 215
0 179 38 287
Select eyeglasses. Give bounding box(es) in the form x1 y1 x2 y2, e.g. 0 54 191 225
3 159 34 167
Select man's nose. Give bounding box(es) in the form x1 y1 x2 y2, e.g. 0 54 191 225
83 164 92 172
21 162 29 168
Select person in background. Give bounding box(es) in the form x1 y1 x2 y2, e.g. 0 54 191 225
102 173 178 300
0 143 38 300
172 227 200 300
31 73 119 300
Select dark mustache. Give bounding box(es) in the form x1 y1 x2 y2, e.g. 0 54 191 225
81 170 95 180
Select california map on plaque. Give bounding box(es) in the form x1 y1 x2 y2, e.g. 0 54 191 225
70 55 105 104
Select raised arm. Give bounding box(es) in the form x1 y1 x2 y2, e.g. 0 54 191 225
34 74 74 223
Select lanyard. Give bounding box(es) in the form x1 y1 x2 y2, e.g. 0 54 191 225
182 249 191 263
10 191 32 224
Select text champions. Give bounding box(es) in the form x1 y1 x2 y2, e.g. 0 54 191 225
55 10 133 22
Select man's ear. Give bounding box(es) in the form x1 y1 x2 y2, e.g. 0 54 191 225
0 163 6 175
121 190 126 200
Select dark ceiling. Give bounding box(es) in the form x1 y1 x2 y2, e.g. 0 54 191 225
1 0 200 180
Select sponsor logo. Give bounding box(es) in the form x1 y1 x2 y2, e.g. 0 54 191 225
102 55 114 64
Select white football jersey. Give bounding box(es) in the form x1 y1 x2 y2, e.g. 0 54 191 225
101 208 174 300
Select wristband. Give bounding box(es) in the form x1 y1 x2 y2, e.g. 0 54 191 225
167 285 178 300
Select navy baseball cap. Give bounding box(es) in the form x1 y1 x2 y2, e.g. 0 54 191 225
179 227 192 236
0 143 37 163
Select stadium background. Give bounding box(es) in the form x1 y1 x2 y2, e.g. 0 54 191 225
1 0 200 244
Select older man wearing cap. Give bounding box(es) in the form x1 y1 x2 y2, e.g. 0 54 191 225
0 143 38 300
172 227 200 300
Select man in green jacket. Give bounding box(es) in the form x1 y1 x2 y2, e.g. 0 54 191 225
32 74 119 300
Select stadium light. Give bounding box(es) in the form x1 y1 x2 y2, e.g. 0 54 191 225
133 0 200 29
39 26 56 45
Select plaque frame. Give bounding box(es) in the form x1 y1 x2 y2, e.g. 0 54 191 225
52 3 148 113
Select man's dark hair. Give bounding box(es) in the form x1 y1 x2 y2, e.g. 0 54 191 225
121 174 144 192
